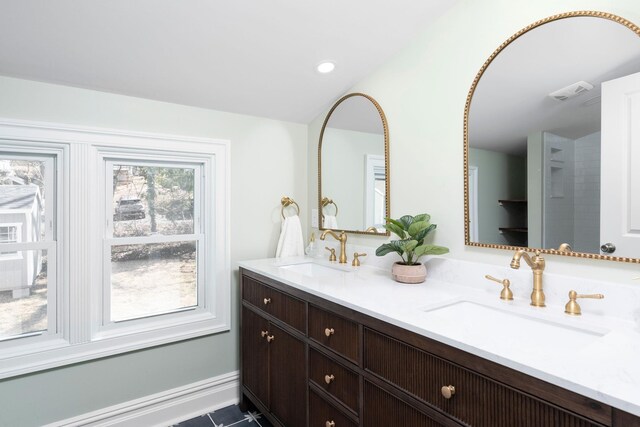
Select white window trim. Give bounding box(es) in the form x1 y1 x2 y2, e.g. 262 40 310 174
0 118 230 379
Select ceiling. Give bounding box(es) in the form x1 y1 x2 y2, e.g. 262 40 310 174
0 1 457 124
469 16 640 156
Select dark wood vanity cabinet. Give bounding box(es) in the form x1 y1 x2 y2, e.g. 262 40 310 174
240 268 640 427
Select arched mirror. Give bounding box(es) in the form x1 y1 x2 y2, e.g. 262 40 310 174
319 93 390 235
464 11 640 262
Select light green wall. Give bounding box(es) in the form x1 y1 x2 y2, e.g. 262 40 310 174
322 128 384 230
469 148 526 245
308 0 640 281
0 76 308 426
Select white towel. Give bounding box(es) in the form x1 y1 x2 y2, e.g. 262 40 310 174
276 215 305 258
323 215 338 229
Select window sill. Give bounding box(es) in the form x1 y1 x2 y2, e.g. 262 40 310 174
0 316 229 380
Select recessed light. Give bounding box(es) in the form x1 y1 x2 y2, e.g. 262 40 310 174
317 61 335 74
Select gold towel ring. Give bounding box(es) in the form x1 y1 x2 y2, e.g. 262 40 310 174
281 196 300 219
321 197 338 217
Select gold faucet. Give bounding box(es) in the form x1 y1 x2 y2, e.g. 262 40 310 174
320 230 348 264
510 250 546 307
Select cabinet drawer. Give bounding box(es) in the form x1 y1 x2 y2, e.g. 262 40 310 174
309 305 358 362
363 328 606 427
309 348 359 413
242 276 305 332
363 380 448 427
309 387 358 427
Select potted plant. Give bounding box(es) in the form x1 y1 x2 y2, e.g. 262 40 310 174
375 213 449 283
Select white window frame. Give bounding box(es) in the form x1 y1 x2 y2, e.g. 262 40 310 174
0 118 230 379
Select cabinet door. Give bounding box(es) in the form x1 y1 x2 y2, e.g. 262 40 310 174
242 306 270 408
269 323 307 427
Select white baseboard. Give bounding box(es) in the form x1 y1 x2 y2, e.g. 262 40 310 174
46 371 240 427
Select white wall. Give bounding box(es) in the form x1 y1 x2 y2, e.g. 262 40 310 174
0 75 307 426
308 0 640 282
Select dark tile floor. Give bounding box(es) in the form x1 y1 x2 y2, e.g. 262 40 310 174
173 404 274 427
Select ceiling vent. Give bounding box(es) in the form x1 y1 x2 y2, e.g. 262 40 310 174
548 81 594 101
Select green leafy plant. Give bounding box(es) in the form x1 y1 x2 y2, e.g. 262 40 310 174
375 214 449 265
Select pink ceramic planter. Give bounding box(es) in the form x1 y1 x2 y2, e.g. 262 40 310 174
391 262 427 284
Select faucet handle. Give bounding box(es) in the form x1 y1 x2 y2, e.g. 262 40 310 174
325 247 337 262
484 275 514 300
564 290 604 316
352 252 367 267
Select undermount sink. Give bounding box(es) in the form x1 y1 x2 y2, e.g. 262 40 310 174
278 262 350 277
420 301 609 360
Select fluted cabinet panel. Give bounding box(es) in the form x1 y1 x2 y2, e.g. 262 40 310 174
363 328 604 427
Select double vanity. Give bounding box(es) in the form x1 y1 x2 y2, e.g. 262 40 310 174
243 9 640 427
239 257 640 427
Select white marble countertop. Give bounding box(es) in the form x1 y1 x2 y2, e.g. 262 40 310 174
238 256 640 417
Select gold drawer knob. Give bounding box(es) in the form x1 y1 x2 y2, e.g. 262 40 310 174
324 374 335 384
266 335 275 343
325 421 335 427
263 297 271 305
441 385 456 399
260 330 269 338
324 327 335 337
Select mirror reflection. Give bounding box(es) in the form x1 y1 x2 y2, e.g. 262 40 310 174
466 13 640 260
319 93 389 235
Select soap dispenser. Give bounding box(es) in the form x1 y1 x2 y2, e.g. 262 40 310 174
305 232 318 257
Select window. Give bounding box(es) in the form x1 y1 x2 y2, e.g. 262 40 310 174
0 224 21 259
0 225 18 243
0 153 57 344
104 161 202 325
0 120 229 379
